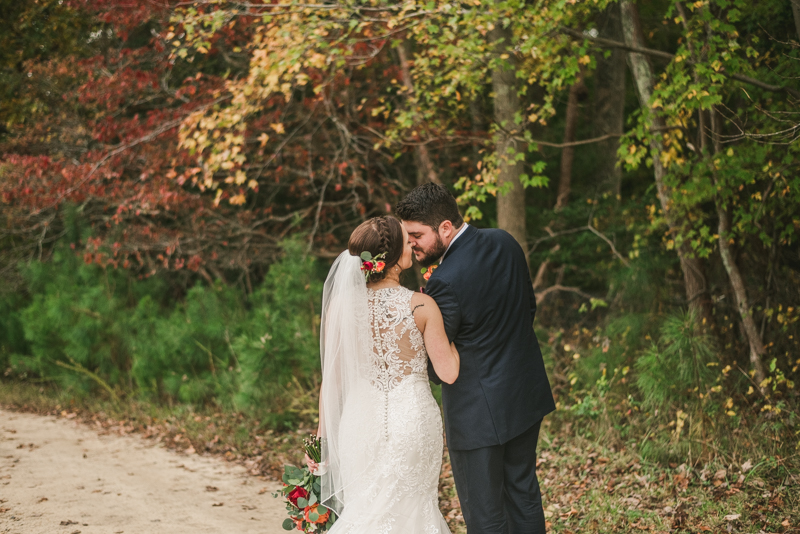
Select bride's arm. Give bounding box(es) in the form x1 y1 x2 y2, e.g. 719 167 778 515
412 293 460 384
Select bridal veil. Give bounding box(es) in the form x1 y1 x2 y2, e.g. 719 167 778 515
318 251 372 516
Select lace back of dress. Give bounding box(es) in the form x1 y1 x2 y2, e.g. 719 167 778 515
366 287 427 392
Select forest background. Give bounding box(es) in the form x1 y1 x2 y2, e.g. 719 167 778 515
1 0 799 531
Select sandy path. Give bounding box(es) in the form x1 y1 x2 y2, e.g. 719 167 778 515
0 409 286 534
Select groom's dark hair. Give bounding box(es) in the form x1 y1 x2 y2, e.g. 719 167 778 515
395 183 464 230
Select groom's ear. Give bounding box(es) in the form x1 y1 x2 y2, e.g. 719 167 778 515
439 220 454 239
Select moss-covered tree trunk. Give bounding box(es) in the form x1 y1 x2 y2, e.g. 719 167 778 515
396 42 441 186
620 0 710 319
792 0 800 42
489 15 528 259
710 110 767 385
556 76 586 210
593 2 626 197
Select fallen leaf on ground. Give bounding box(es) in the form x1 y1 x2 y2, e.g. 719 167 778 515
212 502 224 506
724 513 741 521
740 460 753 472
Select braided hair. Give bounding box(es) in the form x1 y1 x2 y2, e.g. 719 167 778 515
348 216 404 283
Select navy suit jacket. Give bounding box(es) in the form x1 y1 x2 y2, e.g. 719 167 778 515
426 225 555 451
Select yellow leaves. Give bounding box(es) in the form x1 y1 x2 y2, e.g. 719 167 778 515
672 410 688 441
270 123 285 134
197 45 209 54
258 132 269 147
247 180 259 190
578 55 591 65
722 365 732 376
229 194 247 206
307 52 327 69
234 170 247 186
528 113 539 123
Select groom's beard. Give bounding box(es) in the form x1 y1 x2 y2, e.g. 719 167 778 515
416 234 447 268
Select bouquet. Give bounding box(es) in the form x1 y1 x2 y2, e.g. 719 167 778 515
277 435 337 532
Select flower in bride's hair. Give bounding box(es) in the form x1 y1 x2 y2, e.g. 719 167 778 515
359 251 387 280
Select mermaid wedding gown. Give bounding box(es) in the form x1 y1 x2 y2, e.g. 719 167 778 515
328 286 450 534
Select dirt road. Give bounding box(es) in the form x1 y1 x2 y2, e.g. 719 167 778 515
0 409 286 534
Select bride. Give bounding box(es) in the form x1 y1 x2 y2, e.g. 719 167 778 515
309 215 459 534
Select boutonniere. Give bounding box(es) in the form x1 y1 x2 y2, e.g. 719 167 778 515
421 265 437 281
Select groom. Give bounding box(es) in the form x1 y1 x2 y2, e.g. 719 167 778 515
396 184 555 534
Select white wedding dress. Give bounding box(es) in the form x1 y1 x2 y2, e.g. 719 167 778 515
327 286 450 534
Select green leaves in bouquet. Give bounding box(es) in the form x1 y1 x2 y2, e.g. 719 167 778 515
282 464 306 486
282 518 295 531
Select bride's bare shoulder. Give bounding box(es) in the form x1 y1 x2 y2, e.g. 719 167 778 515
410 291 439 318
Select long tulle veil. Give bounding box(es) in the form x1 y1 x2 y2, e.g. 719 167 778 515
318 251 372 515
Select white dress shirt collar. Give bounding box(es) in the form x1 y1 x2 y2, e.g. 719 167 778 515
440 223 469 263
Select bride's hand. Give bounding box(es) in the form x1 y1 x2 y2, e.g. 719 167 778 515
305 453 319 474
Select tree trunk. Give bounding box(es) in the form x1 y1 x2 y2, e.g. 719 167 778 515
396 42 441 185
489 16 528 258
556 76 586 210
792 0 800 43
620 0 710 318
593 2 626 197
710 110 767 386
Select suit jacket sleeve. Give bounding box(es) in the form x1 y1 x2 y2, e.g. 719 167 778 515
528 273 537 322
425 277 462 342
422 277 462 385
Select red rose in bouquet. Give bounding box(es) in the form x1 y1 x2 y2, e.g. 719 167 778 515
287 486 309 507
276 435 337 533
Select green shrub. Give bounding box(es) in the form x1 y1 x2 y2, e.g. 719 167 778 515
234 238 322 426
635 309 717 410
0 290 30 373
11 248 135 397
6 237 324 427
